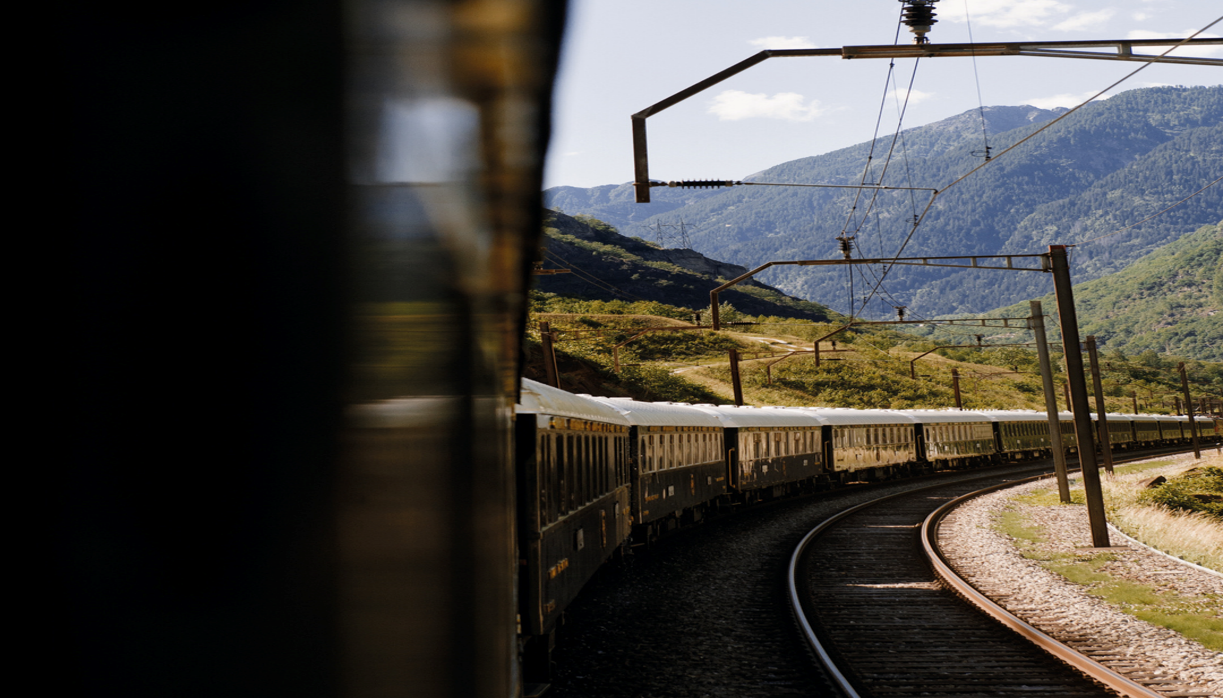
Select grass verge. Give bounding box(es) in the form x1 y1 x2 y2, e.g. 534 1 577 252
993 463 1223 652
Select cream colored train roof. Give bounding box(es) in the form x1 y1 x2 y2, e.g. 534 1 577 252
517 378 630 425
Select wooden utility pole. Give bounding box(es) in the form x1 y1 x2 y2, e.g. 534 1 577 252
1178 362 1201 458
729 349 744 406
1050 245 1109 548
1030 301 1070 502
1085 336 1113 474
539 321 560 389
951 368 962 410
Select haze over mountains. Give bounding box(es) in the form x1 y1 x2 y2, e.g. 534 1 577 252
545 85 1222 318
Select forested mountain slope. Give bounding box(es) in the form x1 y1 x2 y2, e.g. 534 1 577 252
985 221 1222 361
545 86 1222 317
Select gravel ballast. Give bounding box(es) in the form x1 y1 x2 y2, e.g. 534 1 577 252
938 456 1223 697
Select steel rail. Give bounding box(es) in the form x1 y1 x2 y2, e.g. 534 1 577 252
786 464 1051 698
788 445 1206 697
918 449 1214 698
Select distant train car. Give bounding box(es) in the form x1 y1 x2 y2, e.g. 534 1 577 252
1132 414 1163 447
805 408 920 481
689 405 825 502
1056 412 1082 453
1153 414 1186 444
984 410 1055 460
591 397 727 538
1094 413 1137 451
905 410 998 468
515 379 634 671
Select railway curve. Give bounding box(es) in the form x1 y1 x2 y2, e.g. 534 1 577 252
792 448 1215 698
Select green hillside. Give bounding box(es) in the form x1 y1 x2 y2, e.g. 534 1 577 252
534 210 839 321
971 221 1221 361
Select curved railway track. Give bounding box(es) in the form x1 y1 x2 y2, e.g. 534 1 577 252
791 450 1206 698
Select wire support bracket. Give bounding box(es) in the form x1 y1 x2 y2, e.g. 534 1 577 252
631 37 1222 202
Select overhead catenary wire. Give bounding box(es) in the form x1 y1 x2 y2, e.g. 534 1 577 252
850 14 1222 320
840 7 909 243
848 56 929 319
963 0 992 161
937 15 1222 196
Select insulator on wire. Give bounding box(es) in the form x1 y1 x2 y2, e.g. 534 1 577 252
899 0 939 45
835 235 855 259
895 306 906 321
665 180 737 189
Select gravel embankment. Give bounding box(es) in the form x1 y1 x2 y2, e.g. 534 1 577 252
939 459 1223 697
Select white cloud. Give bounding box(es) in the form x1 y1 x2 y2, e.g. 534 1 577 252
944 0 1072 28
1133 12 1150 21
748 36 817 50
1023 90 1108 110
1126 30 1223 58
708 90 826 122
892 88 935 105
1052 10 1114 32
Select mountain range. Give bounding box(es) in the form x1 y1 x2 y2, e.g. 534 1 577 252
545 85 1222 318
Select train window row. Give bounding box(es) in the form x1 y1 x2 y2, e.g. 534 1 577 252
741 427 820 461
639 427 722 473
538 423 629 525
928 423 992 444
833 425 914 449
1001 421 1046 437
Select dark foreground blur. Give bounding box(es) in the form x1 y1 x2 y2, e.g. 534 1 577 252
66 2 566 696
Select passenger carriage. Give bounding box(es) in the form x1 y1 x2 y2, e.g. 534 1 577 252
515 379 633 654
590 397 727 538
689 405 825 501
1157 414 1185 444
1131 414 1163 447
803 408 920 481
983 410 1055 460
904 410 998 469
1054 412 1081 454
1094 413 1137 451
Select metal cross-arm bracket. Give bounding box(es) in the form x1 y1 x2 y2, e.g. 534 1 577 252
632 37 1222 202
709 254 1049 329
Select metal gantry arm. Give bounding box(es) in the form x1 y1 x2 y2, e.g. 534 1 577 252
632 37 1222 202
709 254 1049 330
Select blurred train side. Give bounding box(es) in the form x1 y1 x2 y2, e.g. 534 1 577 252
68 2 567 698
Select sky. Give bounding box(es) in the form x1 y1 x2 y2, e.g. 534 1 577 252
543 0 1222 190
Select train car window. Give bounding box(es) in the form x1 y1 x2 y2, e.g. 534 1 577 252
597 435 604 495
561 434 571 514
541 434 552 525
577 435 586 506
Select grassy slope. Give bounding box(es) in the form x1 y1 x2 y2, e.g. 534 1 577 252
528 295 1079 409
